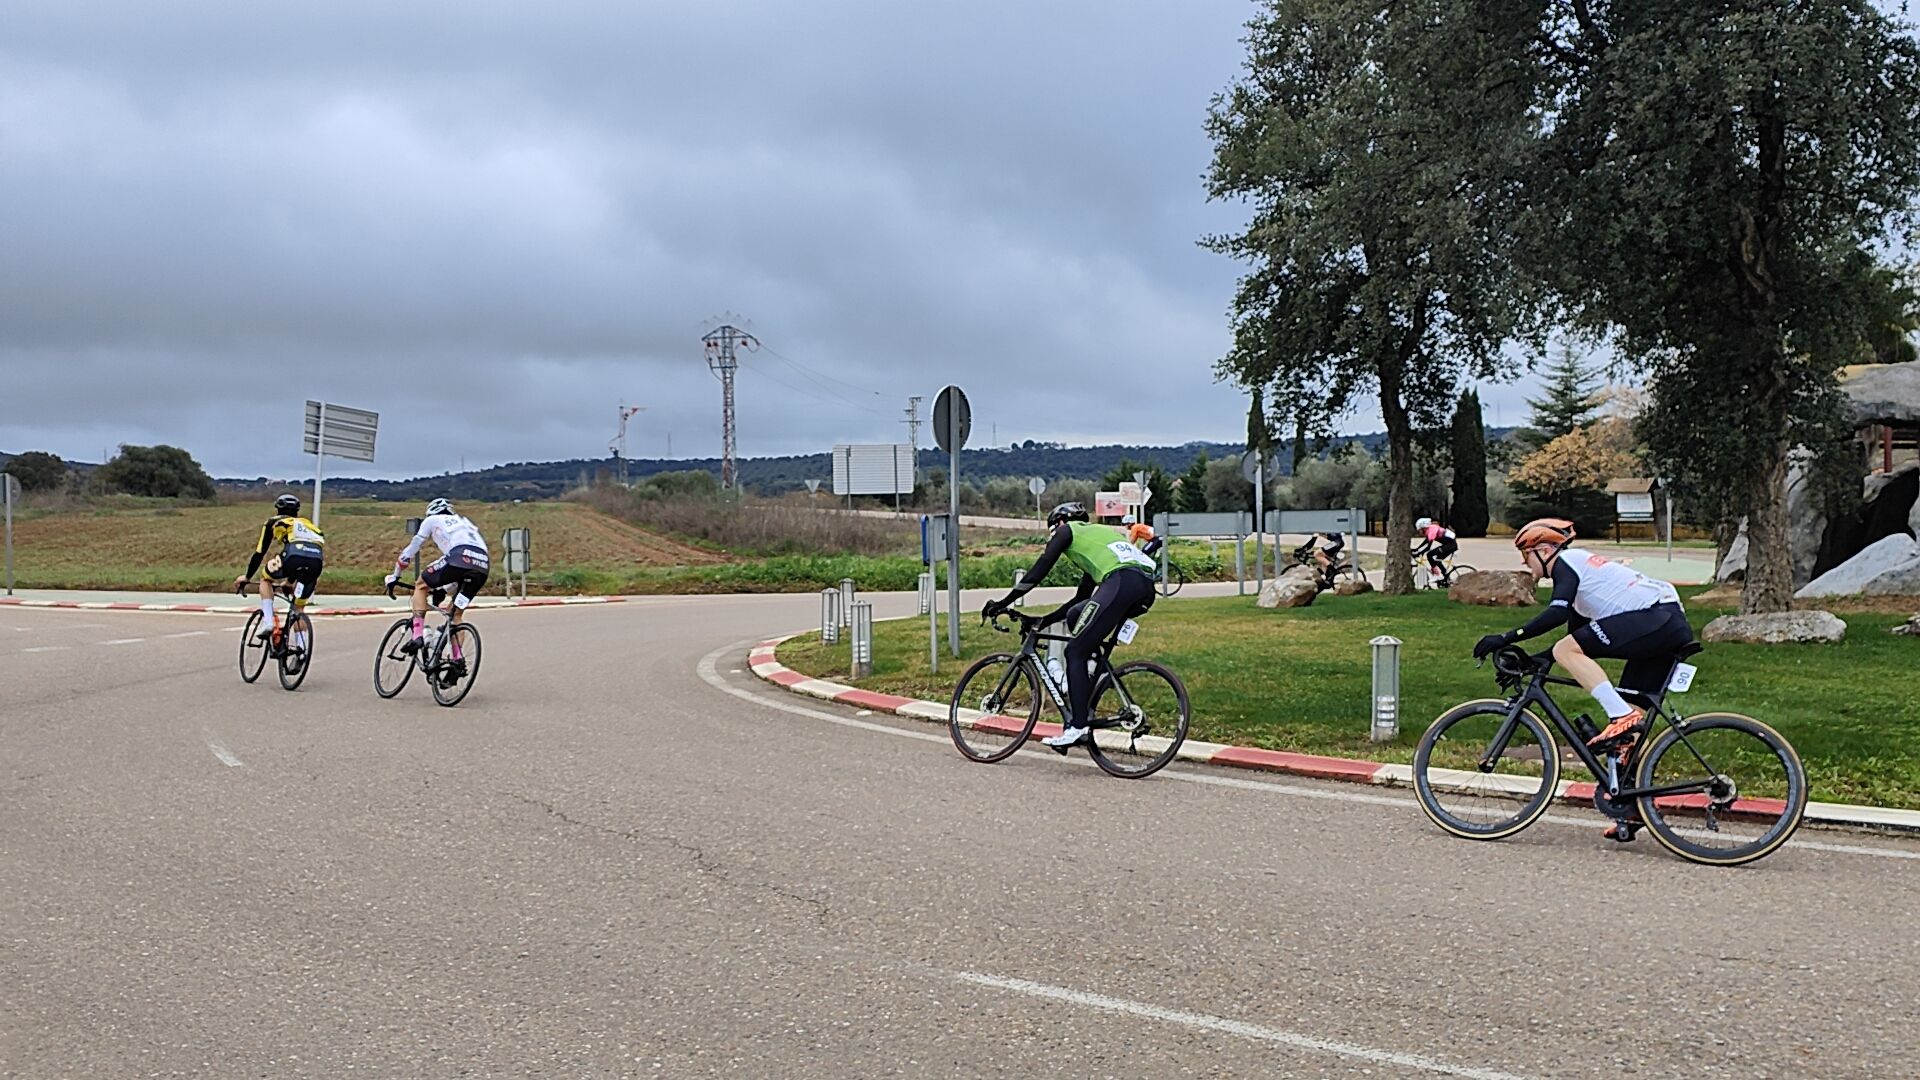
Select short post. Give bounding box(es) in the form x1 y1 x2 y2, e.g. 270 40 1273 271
1235 536 1246 596
917 571 934 616
850 601 874 679
839 577 856 628
2 473 15 596
1012 568 1027 607
1370 635 1401 743
820 587 841 645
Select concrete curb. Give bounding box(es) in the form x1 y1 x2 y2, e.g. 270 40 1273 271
0 596 627 617
747 633 1920 837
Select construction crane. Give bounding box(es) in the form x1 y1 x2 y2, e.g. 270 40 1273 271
610 404 645 486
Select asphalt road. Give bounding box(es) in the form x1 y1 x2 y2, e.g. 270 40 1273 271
4 594 1916 1079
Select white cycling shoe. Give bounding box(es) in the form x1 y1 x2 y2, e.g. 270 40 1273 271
1043 726 1091 754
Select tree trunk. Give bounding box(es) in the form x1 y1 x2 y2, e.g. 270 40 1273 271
1740 440 1794 614
1377 351 1417 595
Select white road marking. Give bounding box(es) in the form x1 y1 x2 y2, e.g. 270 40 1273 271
163 630 210 639
21 645 71 653
96 638 144 646
953 971 1534 1080
698 640 1920 863
206 741 243 768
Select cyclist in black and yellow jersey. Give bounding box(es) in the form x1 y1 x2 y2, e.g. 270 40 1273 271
232 493 325 651
982 501 1158 752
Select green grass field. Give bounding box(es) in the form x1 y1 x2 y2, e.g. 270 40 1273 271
778 588 1920 810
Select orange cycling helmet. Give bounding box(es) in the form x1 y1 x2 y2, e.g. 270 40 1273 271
1513 517 1576 551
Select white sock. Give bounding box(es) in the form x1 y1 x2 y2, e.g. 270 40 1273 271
259 598 275 625
1592 682 1632 719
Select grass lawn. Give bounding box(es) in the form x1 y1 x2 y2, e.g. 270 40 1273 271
777 588 1920 810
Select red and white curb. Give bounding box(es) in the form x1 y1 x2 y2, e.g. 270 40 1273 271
0 595 626 617
747 634 1920 836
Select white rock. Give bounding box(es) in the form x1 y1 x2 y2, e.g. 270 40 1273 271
1700 610 1847 644
1795 534 1920 598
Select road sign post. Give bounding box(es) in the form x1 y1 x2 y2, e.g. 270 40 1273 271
1028 476 1046 522
503 528 531 599
303 400 379 525
2 472 16 595
934 385 971 658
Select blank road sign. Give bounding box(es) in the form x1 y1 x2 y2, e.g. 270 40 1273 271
304 400 380 463
933 385 971 454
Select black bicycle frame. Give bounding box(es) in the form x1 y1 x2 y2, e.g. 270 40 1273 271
990 618 1132 730
1483 671 1719 804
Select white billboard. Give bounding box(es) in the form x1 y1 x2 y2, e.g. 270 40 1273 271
832 444 916 496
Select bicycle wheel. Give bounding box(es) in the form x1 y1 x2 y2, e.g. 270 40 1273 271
948 653 1043 762
1413 699 1560 839
277 611 314 691
1159 564 1186 598
373 617 416 698
1085 660 1190 779
1444 564 1477 588
239 610 269 683
1336 563 1369 589
430 623 482 706
1633 713 1807 866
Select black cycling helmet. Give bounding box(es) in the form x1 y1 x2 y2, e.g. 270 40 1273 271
1046 501 1090 528
274 493 300 516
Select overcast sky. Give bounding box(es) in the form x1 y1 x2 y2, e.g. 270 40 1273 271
2 0 1548 481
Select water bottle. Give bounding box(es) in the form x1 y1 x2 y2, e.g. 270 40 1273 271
1046 657 1067 691
425 625 443 655
1572 713 1600 743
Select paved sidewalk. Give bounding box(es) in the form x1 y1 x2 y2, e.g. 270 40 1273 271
748 633 1920 836
0 588 624 616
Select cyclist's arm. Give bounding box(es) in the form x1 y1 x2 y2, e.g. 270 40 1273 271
1004 523 1072 601
1506 559 1579 643
1411 539 1431 558
394 526 430 576
241 520 274 580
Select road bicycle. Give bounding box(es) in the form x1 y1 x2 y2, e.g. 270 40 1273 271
237 582 314 691
1412 553 1477 589
373 581 483 706
1289 541 1368 590
949 607 1190 778
1412 644 1806 866
1154 560 1187 597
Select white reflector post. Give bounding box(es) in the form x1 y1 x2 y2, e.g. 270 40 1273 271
1012 568 1027 607
839 577 856 628
1370 635 1401 743
917 572 933 616
851 601 874 679
820 588 840 645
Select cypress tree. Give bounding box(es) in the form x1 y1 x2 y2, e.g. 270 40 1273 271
1450 389 1490 536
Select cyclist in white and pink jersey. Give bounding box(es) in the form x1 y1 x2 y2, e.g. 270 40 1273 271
1412 517 1457 579
1472 518 1693 838
384 498 491 657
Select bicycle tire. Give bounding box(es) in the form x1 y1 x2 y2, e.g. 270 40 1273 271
373 617 416 698
430 623 482 707
1160 564 1186 598
277 611 314 691
1085 660 1190 779
239 610 269 683
1443 564 1477 588
1337 563 1369 588
1413 699 1560 840
948 652 1042 762
1633 712 1807 866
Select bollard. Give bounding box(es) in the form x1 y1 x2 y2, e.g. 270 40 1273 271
820 587 841 644
1012 568 1027 607
1370 635 1401 742
839 577 856 629
850 601 874 679
917 572 933 616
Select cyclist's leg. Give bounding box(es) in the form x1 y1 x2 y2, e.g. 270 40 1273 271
1562 604 1692 748
1061 573 1154 730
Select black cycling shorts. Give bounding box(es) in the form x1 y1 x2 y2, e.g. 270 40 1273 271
423 545 491 600
265 552 324 598
1570 602 1694 695
1427 537 1457 561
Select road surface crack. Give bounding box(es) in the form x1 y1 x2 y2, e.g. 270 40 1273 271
504 792 830 926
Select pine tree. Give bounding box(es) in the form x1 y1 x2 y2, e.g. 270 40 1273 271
1449 390 1489 536
1515 344 1599 452
1176 452 1210 513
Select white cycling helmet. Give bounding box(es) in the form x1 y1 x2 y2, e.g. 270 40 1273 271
425 497 453 516
1415 517 1433 529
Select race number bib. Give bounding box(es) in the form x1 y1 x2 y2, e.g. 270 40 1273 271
1667 663 1697 693
289 520 323 544
1108 541 1156 569
1116 619 1140 645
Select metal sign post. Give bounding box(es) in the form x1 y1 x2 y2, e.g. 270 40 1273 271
1028 476 1046 521
1242 451 1266 593
302 400 379 525
2 473 16 595
934 385 971 658
503 528 531 599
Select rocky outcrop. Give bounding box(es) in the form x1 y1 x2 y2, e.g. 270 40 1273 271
1700 610 1848 644
1448 570 1539 607
1840 360 1920 425
1796 534 1920 598
1257 567 1320 608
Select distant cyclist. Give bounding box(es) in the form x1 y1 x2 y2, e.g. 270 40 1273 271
1413 517 1457 580
1472 518 1693 839
233 493 325 652
982 502 1157 752
1294 530 1344 587
1123 516 1162 557
384 498 490 660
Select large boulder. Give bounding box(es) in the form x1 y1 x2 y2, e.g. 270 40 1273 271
1334 578 1374 596
1796 534 1920 598
1257 571 1319 609
1839 360 1920 425
1862 558 1920 596
1448 570 1539 607
1701 610 1848 644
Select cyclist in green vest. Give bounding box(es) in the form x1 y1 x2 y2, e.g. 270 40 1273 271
982 501 1158 752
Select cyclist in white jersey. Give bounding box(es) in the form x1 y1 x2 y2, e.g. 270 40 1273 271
1473 518 1693 790
384 498 491 655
